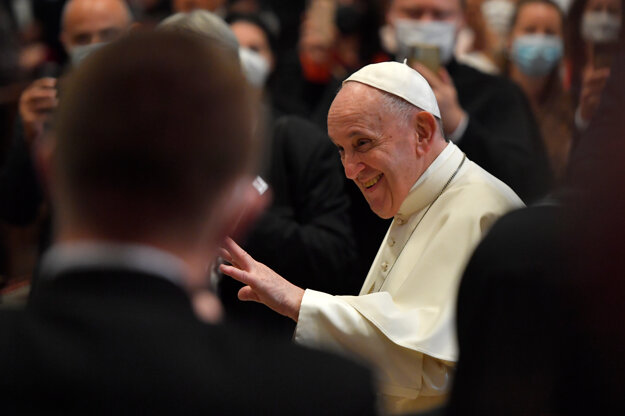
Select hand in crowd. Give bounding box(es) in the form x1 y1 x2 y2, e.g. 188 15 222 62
19 77 58 146
579 64 611 124
219 237 304 322
411 63 467 136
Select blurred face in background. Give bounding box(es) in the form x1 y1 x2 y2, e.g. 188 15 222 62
582 0 622 43
231 20 274 71
386 0 465 63
510 2 563 39
61 0 130 49
172 0 226 13
231 19 274 88
508 1 564 78
388 0 464 24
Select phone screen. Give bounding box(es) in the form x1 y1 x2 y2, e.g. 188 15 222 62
407 43 441 74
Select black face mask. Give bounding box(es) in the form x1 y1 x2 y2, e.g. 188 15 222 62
335 5 365 36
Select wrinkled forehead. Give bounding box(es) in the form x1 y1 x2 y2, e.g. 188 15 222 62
327 82 398 137
63 0 131 32
330 82 384 117
388 0 464 18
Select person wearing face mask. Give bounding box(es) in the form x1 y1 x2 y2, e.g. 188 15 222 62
385 0 553 205
453 0 500 74
567 0 623 134
0 0 133 298
480 0 516 68
507 0 573 179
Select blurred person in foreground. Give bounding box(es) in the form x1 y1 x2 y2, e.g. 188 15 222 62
384 0 553 204
0 31 377 415
448 39 625 416
220 61 524 414
160 10 358 337
506 0 573 180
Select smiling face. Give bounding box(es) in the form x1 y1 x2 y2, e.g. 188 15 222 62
328 82 426 219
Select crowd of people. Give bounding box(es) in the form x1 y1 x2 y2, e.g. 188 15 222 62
0 0 623 414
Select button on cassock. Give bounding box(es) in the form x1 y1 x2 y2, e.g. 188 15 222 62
381 262 389 272
388 238 396 247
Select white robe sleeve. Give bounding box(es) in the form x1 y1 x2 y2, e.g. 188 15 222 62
295 289 453 400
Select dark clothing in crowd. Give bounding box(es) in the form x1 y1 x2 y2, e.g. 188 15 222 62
219 115 359 336
0 265 377 415
448 59 553 204
0 120 43 227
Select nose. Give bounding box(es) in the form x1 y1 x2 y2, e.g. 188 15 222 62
342 152 365 180
419 12 437 23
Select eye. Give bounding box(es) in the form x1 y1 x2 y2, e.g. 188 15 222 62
355 138 371 148
73 33 91 45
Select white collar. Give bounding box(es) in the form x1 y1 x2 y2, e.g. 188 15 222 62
39 242 191 288
396 142 466 221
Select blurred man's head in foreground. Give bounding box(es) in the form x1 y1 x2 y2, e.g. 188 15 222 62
45 31 255 280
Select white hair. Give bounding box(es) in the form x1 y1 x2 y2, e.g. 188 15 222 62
158 10 239 56
378 90 445 134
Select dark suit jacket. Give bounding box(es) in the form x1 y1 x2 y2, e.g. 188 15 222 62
220 115 359 337
447 60 553 203
0 268 377 415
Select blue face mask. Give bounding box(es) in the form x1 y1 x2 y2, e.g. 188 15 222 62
511 34 563 77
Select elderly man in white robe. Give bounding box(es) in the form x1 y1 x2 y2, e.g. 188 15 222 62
220 61 524 414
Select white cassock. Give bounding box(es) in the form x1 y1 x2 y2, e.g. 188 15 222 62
294 142 524 414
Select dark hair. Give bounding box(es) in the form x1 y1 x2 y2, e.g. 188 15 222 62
225 12 277 54
53 31 255 238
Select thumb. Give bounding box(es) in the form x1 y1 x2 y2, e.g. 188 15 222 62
238 286 261 303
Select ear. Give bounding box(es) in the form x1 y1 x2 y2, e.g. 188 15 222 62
414 111 437 157
60 31 70 53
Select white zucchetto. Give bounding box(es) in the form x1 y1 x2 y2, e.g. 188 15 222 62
344 61 441 119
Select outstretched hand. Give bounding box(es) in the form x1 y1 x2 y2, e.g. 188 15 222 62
219 237 305 322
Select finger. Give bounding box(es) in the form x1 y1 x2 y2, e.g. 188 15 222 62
219 263 255 286
29 97 58 112
238 286 261 303
25 88 57 101
31 77 57 89
222 237 253 269
217 247 234 264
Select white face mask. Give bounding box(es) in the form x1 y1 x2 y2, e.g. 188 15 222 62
552 0 574 14
582 11 622 43
238 47 270 88
394 19 457 65
481 0 515 35
69 42 107 67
